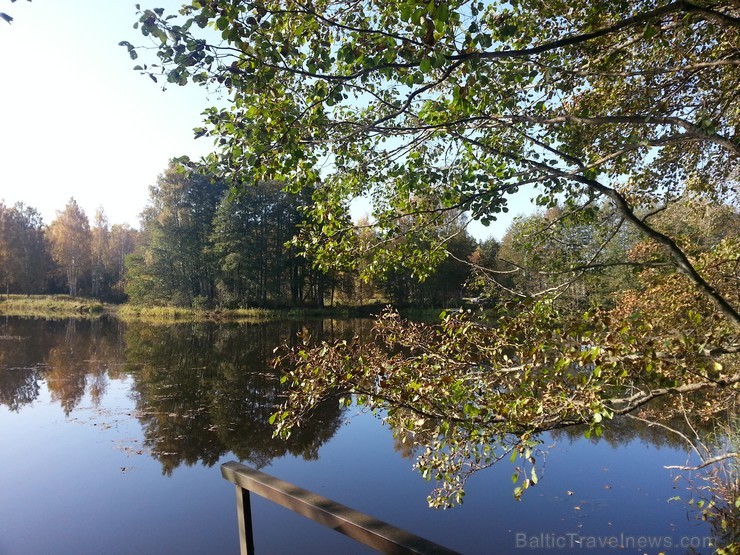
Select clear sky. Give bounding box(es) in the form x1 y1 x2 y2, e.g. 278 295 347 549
0 0 216 229
0 0 528 239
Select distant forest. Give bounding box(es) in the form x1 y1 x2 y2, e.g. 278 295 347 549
2 160 737 309
0 198 137 302
0 160 478 307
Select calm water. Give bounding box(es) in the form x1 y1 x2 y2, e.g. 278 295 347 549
0 317 714 554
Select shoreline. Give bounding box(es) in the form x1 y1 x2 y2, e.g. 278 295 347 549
0 294 448 322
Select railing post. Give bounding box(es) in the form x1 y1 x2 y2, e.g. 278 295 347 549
235 485 255 555
221 461 461 554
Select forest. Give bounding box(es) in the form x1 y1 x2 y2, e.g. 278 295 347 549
0 199 137 302
1 159 478 308
2 162 737 313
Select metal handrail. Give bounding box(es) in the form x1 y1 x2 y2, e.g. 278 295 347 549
221 461 460 555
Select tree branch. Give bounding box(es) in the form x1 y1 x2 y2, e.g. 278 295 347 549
665 453 739 471
607 374 740 415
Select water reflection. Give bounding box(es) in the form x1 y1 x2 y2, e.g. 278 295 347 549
549 395 730 451
0 317 371 474
0 317 126 412
4 315 737 555
0 316 730 483
0 352 40 411
123 320 351 473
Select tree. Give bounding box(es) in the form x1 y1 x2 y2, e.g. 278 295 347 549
496 202 642 307
350 216 382 307
86 210 139 301
210 179 317 307
127 161 327 308
48 198 92 297
131 0 739 510
90 207 110 299
648 196 740 255
0 201 51 295
126 160 227 307
468 237 517 303
106 223 139 301
494 197 738 308
378 216 477 306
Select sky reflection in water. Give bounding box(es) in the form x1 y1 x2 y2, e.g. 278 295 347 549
0 317 713 554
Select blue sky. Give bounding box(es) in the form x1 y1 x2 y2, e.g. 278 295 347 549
0 1 527 239
0 1 216 228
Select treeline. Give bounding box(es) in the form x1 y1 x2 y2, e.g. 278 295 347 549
5 161 735 310
481 198 739 310
126 163 321 307
130 161 738 311
125 161 480 308
0 200 139 300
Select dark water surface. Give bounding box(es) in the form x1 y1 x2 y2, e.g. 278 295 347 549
0 317 713 554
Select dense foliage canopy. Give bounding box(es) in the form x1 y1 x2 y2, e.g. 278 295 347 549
131 0 739 525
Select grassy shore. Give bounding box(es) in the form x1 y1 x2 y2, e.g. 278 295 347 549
0 295 450 322
115 304 367 323
0 295 108 318
0 295 385 322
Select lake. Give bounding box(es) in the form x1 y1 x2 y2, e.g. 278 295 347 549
0 316 716 554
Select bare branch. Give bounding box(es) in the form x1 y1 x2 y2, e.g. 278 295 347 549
607 374 740 415
665 453 739 471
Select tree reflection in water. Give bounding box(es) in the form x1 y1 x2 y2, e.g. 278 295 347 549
0 317 126 413
0 316 734 546
122 320 355 473
0 317 368 474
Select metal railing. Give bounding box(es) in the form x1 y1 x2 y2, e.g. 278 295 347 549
221 461 460 555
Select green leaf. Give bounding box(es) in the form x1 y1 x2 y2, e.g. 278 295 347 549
400 3 413 21
643 23 659 40
435 3 448 23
